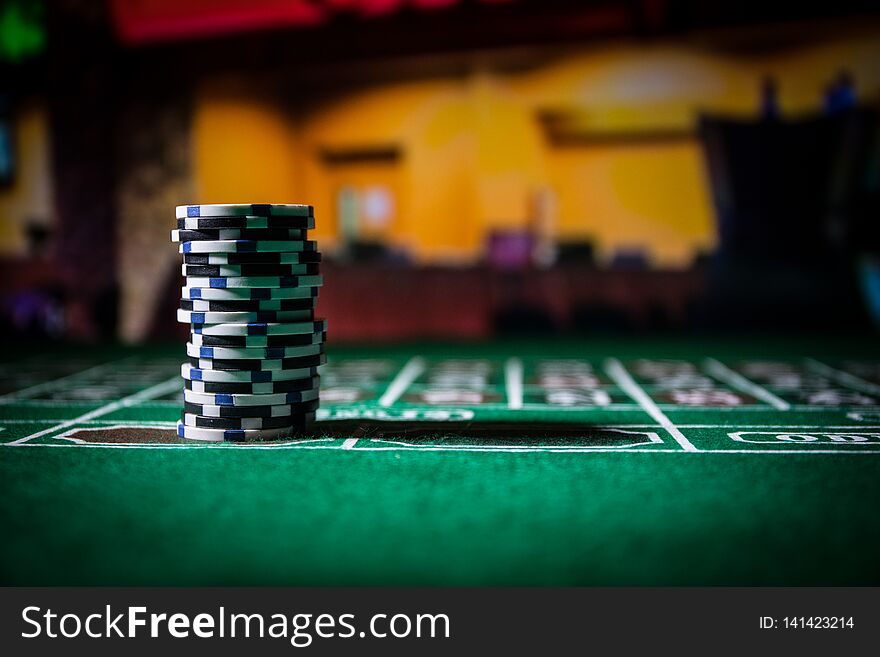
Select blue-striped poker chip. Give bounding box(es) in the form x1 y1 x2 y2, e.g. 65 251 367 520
184 399 319 417
186 350 326 369
190 319 327 336
189 331 324 347
184 375 319 395
183 275 323 289
181 363 322 383
182 412 313 430
177 204 314 219
182 251 321 265
180 297 317 312
180 240 317 254
181 263 320 277
172 228 308 242
182 286 319 301
186 352 327 371
185 342 322 360
178 309 316 325
176 422 305 443
184 387 319 407
177 216 315 230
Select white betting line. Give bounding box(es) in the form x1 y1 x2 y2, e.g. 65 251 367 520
341 438 359 449
8 443 880 455
604 358 698 452
504 358 524 410
0 356 137 404
7 419 879 430
703 358 790 411
378 357 425 407
806 358 880 396
7 376 181 446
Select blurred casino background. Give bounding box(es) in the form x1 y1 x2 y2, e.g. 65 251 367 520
1 0 879 342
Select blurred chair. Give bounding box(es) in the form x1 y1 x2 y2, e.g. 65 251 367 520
486 230 533 271
347 240 391 264
556 240 596 267
608 248 649 271
25 220 52 258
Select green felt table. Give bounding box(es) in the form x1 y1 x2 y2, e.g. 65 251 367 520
1 338 879 585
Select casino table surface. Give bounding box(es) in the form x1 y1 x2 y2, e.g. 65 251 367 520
1 337 879 586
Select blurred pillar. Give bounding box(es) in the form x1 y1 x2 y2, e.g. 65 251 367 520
46 0 119 340
116 93 194 343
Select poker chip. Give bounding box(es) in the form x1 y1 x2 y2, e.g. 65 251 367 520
178 309 317 324
183 399 320 418
180 298 317 312
171 228 308 242
176 203 313 218
177 216 316 230
190 320 327 336
183 251 322 265
173 203 325 441
176 422 311 443
178 239 318 254
182 285 319 300
183 275 323 289
184 375 319 395
185 341 323 360
189 331 326 347
181 412 313 430
185 352 327 371
181 363 321 383
183 386 320 407
181 263 320 277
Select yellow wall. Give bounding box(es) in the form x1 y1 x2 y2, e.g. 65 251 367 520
547 143 714 263
0 101 54 255
192 32 880 267
193 89 300 206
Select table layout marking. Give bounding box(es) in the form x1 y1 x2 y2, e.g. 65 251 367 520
3 355 880 454
378 357 425 407
0 356 138 404
8 440 880 455
604 358 699 452
703 358 790 410
504 358 524 410
7 376 181 445
7 420 880 430
806 358 880 396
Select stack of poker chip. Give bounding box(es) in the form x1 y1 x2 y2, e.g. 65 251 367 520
173 203 325 442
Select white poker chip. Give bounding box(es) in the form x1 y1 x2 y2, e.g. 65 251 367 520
176 422 305 443
178 309 315 324
183 275 323 288
187 352 326 371
182 286 319 300
188 331 323 347
181 263 317 276
179 240 317 254
190 320 327 336
181 412 315 430
176 204 314 219
185 342 322 360
177 216 316 230
171 228 307 242
184 376 319 395
184 387 320 407
181 363 322 383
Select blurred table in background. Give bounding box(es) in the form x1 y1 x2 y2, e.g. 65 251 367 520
315 264 706 341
